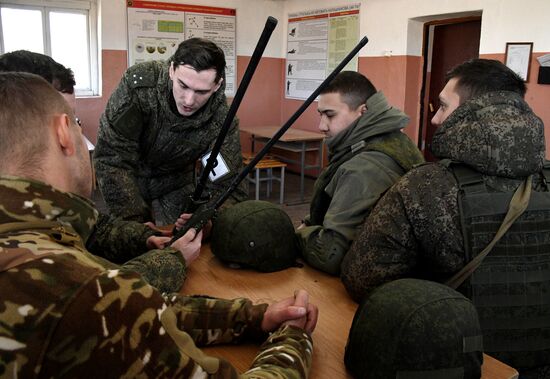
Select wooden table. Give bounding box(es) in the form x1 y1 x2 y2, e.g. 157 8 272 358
181 245 519 379
240 125 325 203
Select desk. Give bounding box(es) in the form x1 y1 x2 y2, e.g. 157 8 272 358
240 125 325 203
181 245 519 379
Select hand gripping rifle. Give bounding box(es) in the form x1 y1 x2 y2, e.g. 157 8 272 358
172 16 278 237
171 35 369 243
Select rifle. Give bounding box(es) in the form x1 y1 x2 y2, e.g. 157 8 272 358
171 35 369 243
172 16 278 238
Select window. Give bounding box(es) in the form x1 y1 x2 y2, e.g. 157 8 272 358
0 0 99 96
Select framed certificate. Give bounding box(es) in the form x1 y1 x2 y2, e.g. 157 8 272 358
505 42 533 81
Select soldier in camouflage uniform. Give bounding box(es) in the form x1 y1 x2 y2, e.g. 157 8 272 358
0 50 197 293
94 38 248 226
0 72 318 378
341 59 550 377
296 71 423 275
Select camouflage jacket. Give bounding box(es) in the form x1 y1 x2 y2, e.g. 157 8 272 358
0 176 313 378
86 211 187 293
341 91 546 302
87 213 156 263
296 92 423 276
94 59 247 223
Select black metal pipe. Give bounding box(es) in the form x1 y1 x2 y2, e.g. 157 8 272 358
214 35 369 208
192 16 278 206
171 35 369 243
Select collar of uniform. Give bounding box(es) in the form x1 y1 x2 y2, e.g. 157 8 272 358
0 175 98 243
326 91 407 161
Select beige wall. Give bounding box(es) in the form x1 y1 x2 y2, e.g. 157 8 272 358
78 0 550 160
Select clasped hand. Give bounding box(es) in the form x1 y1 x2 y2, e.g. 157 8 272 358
261 290 319 334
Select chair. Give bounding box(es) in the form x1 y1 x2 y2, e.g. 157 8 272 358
242 152 287 204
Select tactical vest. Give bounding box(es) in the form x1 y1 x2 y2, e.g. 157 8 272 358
450 162 550 370
309 131 423 225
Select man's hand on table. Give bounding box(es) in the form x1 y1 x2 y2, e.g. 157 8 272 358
261 290 319 334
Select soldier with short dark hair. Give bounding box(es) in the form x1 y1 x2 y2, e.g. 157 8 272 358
0 71 318 378
0 50 200 293
94 38 248 226
341 58 550 378
296 71 423 275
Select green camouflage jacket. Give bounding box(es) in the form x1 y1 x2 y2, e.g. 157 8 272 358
296 92 423 276
341 91 546 302
87 212 156 263
86 210 186 293
0 176 313 378
94 59 247 225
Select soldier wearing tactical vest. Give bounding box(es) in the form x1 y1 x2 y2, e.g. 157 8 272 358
0 72 319 378
342 59 550 378
296 71 423 275
94 38 247 226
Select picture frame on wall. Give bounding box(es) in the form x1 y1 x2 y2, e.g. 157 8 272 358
505 42 533 81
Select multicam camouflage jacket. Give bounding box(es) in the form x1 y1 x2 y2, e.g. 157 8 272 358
341 91 546 302
94 59 247 225
0 176 313 378
296 92 423 276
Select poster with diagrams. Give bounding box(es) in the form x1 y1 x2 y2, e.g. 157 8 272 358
127 1 237 96
286 4 360 100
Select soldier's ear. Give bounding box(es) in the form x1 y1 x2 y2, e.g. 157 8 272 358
213 76 223 92
359 104 367 115
169 62 175 80
53 114 76 157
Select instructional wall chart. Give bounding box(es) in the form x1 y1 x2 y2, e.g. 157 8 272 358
286 4 360 100
127 1 236 96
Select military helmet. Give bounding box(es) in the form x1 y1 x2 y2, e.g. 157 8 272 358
345 279 483 379
210 200 298 272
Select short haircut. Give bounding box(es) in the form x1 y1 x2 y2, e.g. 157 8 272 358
172 38 226 83
0 50 75 94
446 58 526 102
0 72 73 174
320 71 377 110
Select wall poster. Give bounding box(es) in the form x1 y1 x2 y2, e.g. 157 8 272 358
286 4 360 100
127 0 237 96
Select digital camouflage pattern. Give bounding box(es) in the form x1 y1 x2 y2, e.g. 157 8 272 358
296 92 423 276
341 90 545 299
345 279 483 379
86 212 187 293
0 176 313 378
94 59 247 225
211 200 298 272
87 212 156 263
341 91 549 376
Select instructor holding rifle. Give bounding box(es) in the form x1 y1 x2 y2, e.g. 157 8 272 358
94 36 250 226
172 36 370 244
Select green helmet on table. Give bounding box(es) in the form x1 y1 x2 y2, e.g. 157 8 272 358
345 278 484 379
210 200 298 272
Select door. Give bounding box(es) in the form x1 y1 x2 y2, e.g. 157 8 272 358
419 18 481 161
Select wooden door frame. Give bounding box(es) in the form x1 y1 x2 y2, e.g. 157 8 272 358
417 16 482 152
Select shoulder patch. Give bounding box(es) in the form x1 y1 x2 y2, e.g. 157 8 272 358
112 102 143 141
125 63 159 89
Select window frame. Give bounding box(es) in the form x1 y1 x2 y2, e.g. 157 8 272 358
0 0 99 97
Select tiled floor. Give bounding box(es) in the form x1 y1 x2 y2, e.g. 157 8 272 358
92 171 316 227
